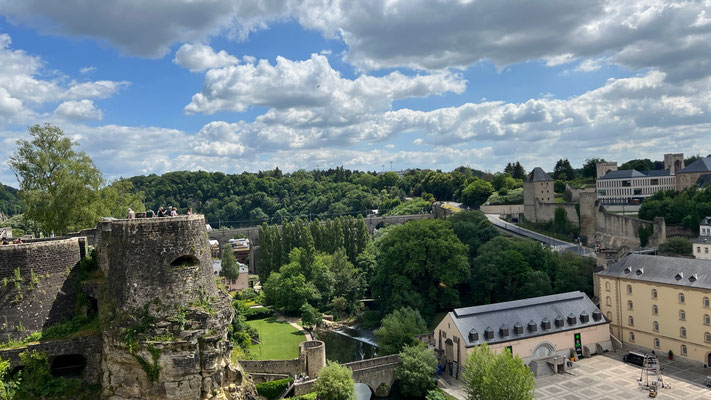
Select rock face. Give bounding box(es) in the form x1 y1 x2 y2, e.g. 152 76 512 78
96 215 256 400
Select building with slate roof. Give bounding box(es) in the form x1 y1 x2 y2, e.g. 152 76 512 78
597 254 711 366
676 157 711 191
596 169 675 205
693 217 711 260
435 291 611 378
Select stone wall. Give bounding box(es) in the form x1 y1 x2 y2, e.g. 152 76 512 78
238 359 301 376
527 200 579 226
0 335 103 384
479 204 524 215
666 225 695 238
0 238 82 341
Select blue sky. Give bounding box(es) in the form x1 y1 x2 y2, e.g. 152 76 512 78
1 1 710 186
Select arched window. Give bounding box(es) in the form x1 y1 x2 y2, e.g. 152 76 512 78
680 327 687 338
653 321 659 332
628 316 634 326
629 332 635 342
654 338 660 348
627 300 634 310
627 285 632 294
605 282 611 291
680 310 686 321
606 296 611 306
705 315 710 325
706 332 711 343
681 344 687 355
652 305 658 315
679 293 685 303
533 343 555 358
705 297 710 308
651 289 657 299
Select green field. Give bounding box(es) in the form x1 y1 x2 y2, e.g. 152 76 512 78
246 317 305 360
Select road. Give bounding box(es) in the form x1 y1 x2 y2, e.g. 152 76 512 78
485 214 595 258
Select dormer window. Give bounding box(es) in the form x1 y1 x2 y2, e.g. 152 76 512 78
484 326 494 340
513 322 523 335
689 274 698 283
624 267 632 274
499 324 509 337
527 320 537 332
554 315 564 328
541 318 551 330
468 329 478 342
675 272 684 281
580 311 589 323
567 313 577 325
592 310 602 321
635 268 644 276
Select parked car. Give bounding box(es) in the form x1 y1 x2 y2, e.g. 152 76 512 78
622 351 646 367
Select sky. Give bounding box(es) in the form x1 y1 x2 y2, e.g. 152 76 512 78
1 0 710 186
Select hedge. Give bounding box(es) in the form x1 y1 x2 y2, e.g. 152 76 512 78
255 377 293 400
245 306 273 320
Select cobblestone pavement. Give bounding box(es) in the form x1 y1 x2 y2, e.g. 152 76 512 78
536 349 711 399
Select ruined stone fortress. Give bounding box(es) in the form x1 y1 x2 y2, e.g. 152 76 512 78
0 215 257 400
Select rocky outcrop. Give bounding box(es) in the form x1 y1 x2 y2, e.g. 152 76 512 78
97 215 257 400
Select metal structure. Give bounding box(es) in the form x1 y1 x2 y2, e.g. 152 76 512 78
638 354 669 396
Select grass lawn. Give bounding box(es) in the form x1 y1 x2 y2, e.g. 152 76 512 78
246 317 305 360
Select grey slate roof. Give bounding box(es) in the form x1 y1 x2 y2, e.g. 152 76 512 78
678 157 711 174
598 169 671 180
527 167 554 183
692 236 711 244
597 254 711 290
695 174 711 188
448 291 606 347
701 216 711 226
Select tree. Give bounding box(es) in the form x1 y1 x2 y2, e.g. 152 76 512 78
0 356 20 400
553 180 566 194
300 303 322 329
374 307 428 355
553 159 575 181
461 344 535 400
9 124 103 235
220 244 239 281
396 345 438 397
659 237 693 256
372 219 470 319
314 361 356 400
448 211 499 259
504 162 525 180
620 158 654 171
582 158 605 179
461 179 494 207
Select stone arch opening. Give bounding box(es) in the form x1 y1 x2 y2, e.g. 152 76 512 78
9 366 23 378
532 342 556 359
50 354 87 378
170 255 199 268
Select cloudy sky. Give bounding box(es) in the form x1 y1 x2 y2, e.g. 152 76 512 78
1 0 710 186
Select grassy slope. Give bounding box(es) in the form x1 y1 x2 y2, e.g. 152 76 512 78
246 317 305 360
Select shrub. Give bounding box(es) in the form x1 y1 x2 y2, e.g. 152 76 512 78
244 306 272 320
255 377 293 400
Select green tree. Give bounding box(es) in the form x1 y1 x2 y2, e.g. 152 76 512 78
314 361 356 400
0 356 20 400
582 158 605 179
425 389 449 400
620 158 654 171
553 159 575 181
461 179 494 207
374 307 428 355
9 124 103 235
396 345 438 397
448 211 499 259
373 219 470 319
461 344 535 400
300 303 322 329
220 244 239 281
660 237 693 256
553 180 566 194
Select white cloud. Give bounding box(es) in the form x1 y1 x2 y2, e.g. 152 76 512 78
54 99 103 120
575 58 605 72
79 66 96 74
413 138 423 145
173 43 239 72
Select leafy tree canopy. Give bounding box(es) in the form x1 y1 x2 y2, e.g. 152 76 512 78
619 158 655 171
462 344 535 400
220 244 239 281
582 158 605 178
374 307 428 355
396 345 438 397
314 361 356 400
553 159 575 181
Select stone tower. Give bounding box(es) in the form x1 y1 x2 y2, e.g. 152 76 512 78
523 167 554 222
596 162 618 179
664 153 685 175
96 215 255 400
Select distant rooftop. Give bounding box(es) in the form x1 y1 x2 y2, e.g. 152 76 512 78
448 291 606 347
527 167 553 183
597 254 711 290
598 169 671 180
696 174 711 188
678 157 711 174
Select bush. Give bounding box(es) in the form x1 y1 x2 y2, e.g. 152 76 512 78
255 377 293 400
660 236 692 256
554 180 566 194
244 306 273 320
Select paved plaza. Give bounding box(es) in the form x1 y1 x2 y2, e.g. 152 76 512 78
536 348 711 399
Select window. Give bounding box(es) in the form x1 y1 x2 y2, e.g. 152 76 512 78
606 296 611 306
706 332 711 343
652 289 657 299
681 345 687 355
628 300 634 310
653 321 659 332
654 338 660 348
629 332 635 342
650 179 659 186
605 282 611 292
628 316 634 326
698 246 702 253
705 314 710 325
680 293 685 303
680 310 686 320
707 247 709 254
627 285 632 294
633 188 642 195
705 297 710 308
652 305 658 315
680 327 687 338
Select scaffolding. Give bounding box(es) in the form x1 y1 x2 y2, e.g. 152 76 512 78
638 354 669 396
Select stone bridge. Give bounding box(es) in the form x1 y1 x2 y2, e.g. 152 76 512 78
208 213 434 274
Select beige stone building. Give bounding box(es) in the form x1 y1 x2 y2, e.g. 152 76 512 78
598 254 711 366
693 217 711 260
676 157 711 191
595 154 682 205
434 291 611 378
